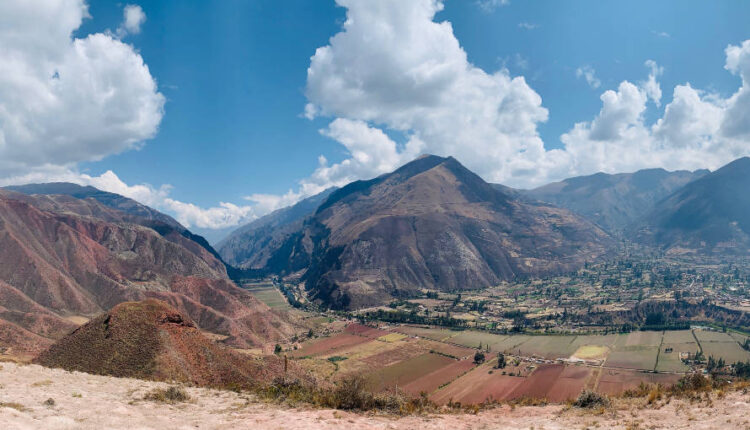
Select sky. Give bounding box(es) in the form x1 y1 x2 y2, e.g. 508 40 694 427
1 0 750 243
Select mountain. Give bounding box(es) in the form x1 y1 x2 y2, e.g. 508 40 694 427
218 187 336 269
524 168 708 233
35 299 301 387
0 187 295 359
633 157 750 253
235 155 612 309
5 182 225 263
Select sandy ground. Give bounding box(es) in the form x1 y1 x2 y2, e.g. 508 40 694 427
1 362 750 429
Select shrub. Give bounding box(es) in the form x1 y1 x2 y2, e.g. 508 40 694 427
144 386 191 403
572 390 610 409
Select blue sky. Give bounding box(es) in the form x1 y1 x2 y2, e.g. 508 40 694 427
2 0 750 241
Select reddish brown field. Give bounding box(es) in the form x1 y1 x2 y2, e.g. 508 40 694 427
430 365 527 405
368 353 456 392
424 341 476 359
360 338 427 368
508 364 592 402
290 334 370 358
595 368 682 395
343 323 388 338
401 359 476 396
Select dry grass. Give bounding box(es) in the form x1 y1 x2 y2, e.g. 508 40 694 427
572 390 611 409
0 401 29 412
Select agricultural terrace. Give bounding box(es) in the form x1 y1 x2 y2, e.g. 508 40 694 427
286 323 750 405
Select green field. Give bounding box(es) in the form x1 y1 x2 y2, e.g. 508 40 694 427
655 344 691 372
376 327 750 372
514 336 578 359
242 282 291 309
606 345 659 370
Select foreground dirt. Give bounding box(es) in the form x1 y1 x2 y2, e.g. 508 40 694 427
1 363 749 430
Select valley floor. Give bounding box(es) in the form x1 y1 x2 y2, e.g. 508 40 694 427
1 362 749 430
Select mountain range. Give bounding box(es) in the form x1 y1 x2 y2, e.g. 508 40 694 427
219 155 612 309
218 154 750 309
524 168 708 234
0 185 295 359
3 153 750 337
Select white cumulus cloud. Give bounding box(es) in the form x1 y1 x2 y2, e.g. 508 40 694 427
305 0 551 187
117 4 146 38
0 0 164 175
576 65 601 89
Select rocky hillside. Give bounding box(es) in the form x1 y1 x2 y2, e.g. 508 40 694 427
633 157 750 253
35 299 298 387
0 188 295 359
237 155 612 309
6 182 225 263
525 168 707 234
218 187 336 269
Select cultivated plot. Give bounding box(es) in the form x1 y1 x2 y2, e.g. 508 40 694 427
368 353 456 392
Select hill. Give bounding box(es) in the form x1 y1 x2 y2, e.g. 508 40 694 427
34 299 295 387
525 168 707 233
5 182 225 264
633 157 750 253
0 187 296 359
237 155 612 309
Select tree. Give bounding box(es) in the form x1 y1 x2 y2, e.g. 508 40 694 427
496 353 506 369
474 351 485 364
274 344 282 354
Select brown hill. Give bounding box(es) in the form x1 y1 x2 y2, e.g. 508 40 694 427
0 189 295 359
34 299 297 387
238 155 612 309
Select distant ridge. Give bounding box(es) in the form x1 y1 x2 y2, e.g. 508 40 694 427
633 157 750 253
524 167 708 233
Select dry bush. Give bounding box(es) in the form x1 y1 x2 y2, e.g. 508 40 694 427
258 374 436 414
573 390 611 409
143 386 191 403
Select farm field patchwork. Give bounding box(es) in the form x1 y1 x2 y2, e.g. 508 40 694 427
693 329 736 343
514 336 577 359
507 364 593 402
605 345 659 370
699 340 750 363
430 363 528 405
401 359 476 396
343 323 388 338
292 325 750 403
615 331 663 347
662 330 698 344
394 325 462 342
655 343 692 372
596 369 682 395
367 353 456 392
290 334 371 358
446 331 507 350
